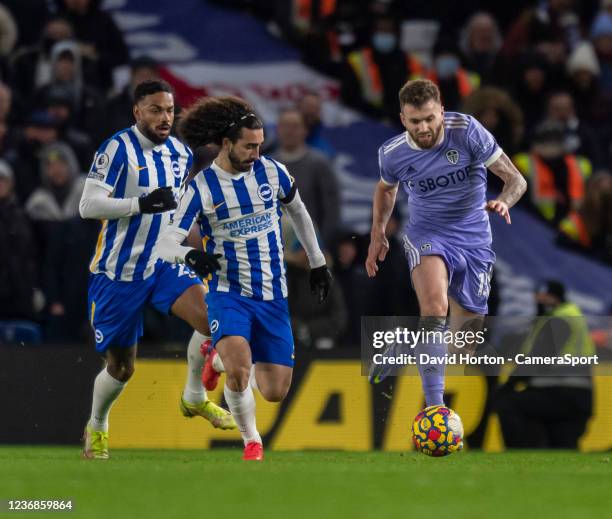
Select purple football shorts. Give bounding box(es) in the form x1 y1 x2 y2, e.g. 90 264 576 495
402 234 495 315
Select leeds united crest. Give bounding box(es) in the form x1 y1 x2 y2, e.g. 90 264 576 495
446 149 459 165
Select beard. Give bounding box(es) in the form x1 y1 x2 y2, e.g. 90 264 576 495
140 123 170 145
409 124 443 149
228 147 253 172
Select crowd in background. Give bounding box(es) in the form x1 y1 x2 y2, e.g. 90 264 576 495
0 0 610 348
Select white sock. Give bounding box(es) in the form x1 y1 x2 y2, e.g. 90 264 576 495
223 384 261 445
183 331 209 404
89 368 126 432
249 365 259 392
212 351 225 373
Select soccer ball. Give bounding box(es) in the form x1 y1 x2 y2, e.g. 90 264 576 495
412 405 464 457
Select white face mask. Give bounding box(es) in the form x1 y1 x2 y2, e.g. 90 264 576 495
372 32 397 53
435 56 460 79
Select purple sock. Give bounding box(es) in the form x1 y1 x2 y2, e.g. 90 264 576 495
415 321 446 407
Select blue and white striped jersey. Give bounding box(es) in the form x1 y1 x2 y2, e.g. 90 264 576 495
171 156 294 301
87 125 193 281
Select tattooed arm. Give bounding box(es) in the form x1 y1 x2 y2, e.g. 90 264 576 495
485 151 528 224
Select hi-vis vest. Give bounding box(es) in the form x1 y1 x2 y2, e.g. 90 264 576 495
559 210 591 248
292 0 342 62
426 69 480 98
521 302 595 358
520 302 595 388
293 0 336 32
514 152 591 221
347 48 424 107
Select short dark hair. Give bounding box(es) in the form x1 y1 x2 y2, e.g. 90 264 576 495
133 79 174 104
398 79 441 108
178 96 263 148
538 280 566 302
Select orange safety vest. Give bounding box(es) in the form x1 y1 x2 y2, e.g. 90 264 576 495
559 210 591 248
348 48 423 107
427 68 479 98
520 153 588 222
293 0 336 32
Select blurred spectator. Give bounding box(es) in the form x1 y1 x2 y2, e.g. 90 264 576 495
0 80 11 123
23 142 88 341
2 0 50 48
558 173 612 263
9 15 74 96
0 82 18 177
273 108 340 247
546 90 609 169
0 81 15 150
341 14 424 121
427 37 479 111
0 160 37 320
40 215 99 342
514 120 592 225
14 111 60 203
461 86 524 158
44 92 95 170
590 1 612 97
285 239 347 350
566 41 611 129
0 3 17 82
363 206 419 317
496 280 594 449
502 0 582 59
24 142 85 222
56 0 130 92
512 52 552 133
545 90 607 170
31 41 104 141
105 57 160 136
273 0 368 76
331 230 369 346
297 91 335 158
459 11 505 86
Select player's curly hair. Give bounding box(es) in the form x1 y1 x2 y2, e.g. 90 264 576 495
178 96 263 149
398 79 441 108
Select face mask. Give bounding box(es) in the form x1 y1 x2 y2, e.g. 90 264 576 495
372 33 397 53
338 30 356 47
436 56 460 79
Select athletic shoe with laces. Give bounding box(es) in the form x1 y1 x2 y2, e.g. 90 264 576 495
82 424 109 460
243 441 264 461
180 397 236 430
200 340 221 391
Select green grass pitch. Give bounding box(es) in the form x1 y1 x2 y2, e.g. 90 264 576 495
1 447 610 518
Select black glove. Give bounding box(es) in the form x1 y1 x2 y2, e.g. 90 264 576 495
138 187 178 214
185 249 222 278
310 265 333 304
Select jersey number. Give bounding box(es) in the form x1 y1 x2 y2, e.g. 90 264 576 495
171 263 198 279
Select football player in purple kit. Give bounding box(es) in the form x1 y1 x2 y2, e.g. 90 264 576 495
366 79 527 407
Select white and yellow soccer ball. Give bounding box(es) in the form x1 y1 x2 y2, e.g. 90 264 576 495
412 405 464 457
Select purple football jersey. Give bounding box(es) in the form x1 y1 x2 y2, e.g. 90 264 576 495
378 112 502 248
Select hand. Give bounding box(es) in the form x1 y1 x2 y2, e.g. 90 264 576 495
365 232 389 277
310 265 333 304
139 187 178 214
485 200 511 224
185 249 222 278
